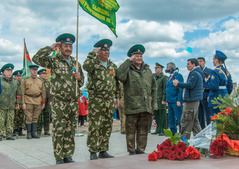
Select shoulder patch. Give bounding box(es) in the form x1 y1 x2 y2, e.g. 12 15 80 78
211 75 214 80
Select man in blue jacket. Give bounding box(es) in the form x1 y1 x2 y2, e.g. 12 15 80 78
197 57 212 129
165 62 183 135
173 58 203 139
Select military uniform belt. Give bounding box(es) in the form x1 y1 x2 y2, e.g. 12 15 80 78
219 86 227 89
25 94 41 98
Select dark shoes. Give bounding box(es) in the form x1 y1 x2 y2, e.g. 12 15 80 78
129 151 136 155
90 153 98 160
98 151 114 159
135 149 145 154
64 157 75 163
19 128 25 136
151 131 159 135
56 159 64 165
6 137 15 140
158 132 165 136
0 138 2 141
44 132 51 136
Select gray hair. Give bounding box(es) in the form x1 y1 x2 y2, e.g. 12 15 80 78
167 62 176 69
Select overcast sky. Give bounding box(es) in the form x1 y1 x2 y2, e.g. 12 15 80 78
0 0 239 84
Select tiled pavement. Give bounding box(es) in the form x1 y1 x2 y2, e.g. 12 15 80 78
0 120 238 169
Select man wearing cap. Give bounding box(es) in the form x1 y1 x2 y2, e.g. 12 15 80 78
32 33 84 164
116 44 157 155
152 63 168 136
21 65 46 139
205 51 233 115
197 57 212 129
83 39 119 160
37 69 52 136
0 64 21 141
12 70 25 137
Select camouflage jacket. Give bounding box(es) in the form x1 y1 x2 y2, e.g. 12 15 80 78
32 46 84 102
83 52 119 99
116 59 157 115
0 76 21 109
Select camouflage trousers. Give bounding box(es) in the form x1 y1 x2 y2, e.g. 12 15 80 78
14 108 25 129
126 112 150 153
118 100 126 133
51 98 78 161
0 109 15 138
87 96 114 153
37 108 51 134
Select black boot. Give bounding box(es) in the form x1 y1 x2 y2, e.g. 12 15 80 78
90 153 98 160
31 123 40 139
98 151 114 158
26 124 32 139
12 129 18 136
18 128 25 136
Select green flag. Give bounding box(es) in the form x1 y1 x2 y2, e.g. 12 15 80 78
79 0 120 37
21 40 32 79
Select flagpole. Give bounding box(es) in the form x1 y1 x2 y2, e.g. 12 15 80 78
75 0 79 97
24 38 28 77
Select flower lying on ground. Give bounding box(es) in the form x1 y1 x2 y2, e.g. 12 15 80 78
148 130 201 161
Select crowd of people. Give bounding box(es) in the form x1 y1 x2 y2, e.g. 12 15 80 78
0 33 237 165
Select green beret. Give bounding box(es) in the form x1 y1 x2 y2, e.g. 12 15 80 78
127 44 145 57
38 69 47 75
56 33 75 44
13 70 23 76
155 62 164 68
28 65 39 69
1 63 14 72
94 39 112 50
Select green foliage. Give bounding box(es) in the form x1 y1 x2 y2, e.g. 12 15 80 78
163 129 181 145
211 92 239 138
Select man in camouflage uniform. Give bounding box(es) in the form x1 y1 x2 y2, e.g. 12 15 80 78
37 69 52 136
32 33 84 165
151 63 168 136
12 70 25 137
0 64 21 141
118 82 126 134
116 45 157 155
83 39 119 160
21 65 46 139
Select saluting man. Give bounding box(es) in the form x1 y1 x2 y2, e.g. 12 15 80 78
21 65 46 139
12 70 25 137
152 63 168 136
116 44 157 155
32 33 84 165
0 64 21 141
83 39 119 160
37 69 52 136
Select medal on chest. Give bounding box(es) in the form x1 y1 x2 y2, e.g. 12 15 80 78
108 66 115 76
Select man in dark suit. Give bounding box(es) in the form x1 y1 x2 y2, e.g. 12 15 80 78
197 57 212 129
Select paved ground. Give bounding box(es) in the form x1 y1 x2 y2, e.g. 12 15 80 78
0 120 238 169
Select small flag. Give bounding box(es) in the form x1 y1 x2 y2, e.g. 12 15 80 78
21 39 32 79
79 0 120 37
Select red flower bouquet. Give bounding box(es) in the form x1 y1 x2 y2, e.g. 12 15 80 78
148 130 201 161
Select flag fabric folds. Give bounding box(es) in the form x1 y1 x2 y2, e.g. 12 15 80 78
79 0 120 37
21 40 32 79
